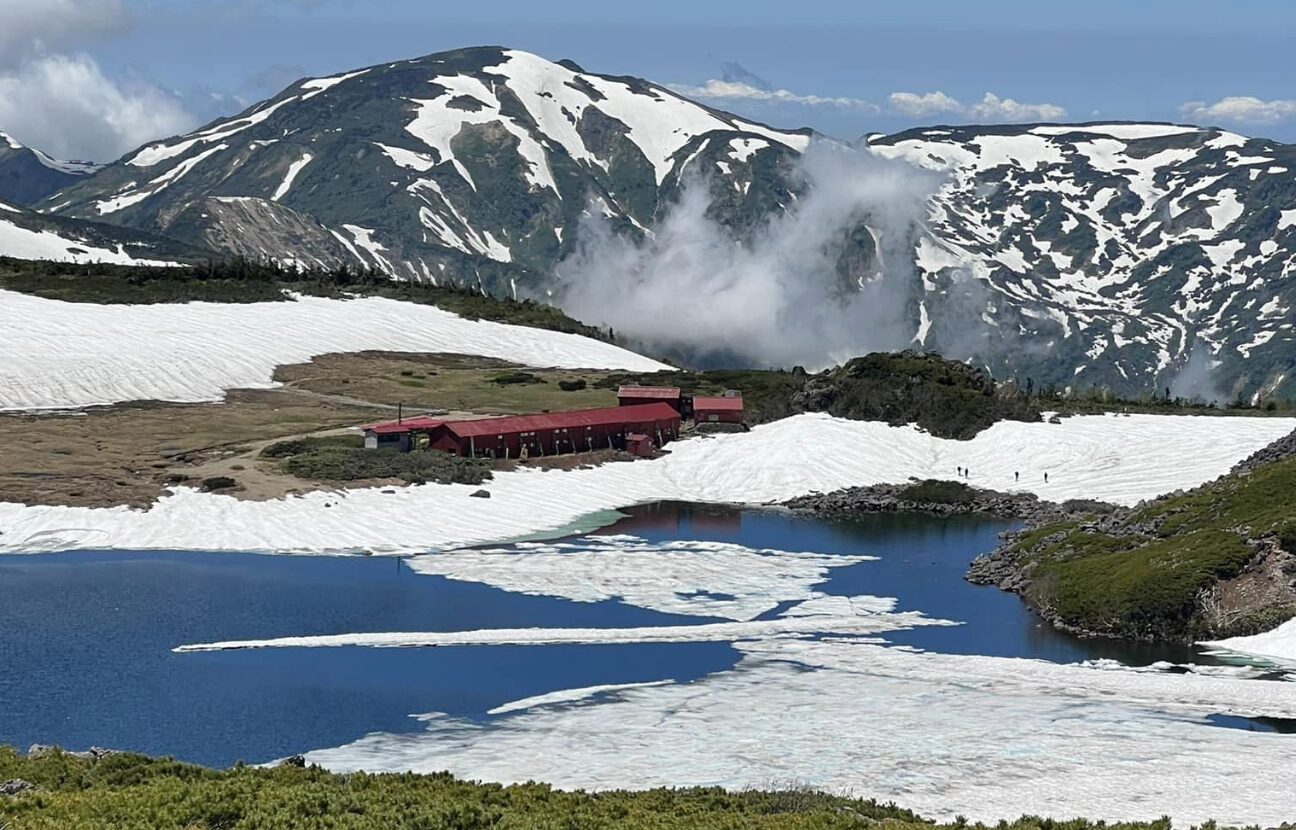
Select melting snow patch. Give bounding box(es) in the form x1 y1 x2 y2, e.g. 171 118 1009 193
1 412 1293 554
0 290 668 412
300 637 1296 826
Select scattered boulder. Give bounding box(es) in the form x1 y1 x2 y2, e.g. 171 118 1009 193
279 754 307 768
469 489 491 498
1 778 35 796
1232 428 1296 474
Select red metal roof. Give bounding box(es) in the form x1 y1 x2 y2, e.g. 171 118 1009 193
617 385 681 400
363 415 444 435
693 395 744 411
445 402 679 438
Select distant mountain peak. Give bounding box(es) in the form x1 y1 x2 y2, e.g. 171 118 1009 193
9 48 1294 402
0 129 101 205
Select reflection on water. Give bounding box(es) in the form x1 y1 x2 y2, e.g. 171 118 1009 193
605 501 1241 667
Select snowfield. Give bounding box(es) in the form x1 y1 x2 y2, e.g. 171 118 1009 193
0 290 669 410
0 217 179 267
1 412 1291 555
1204 617 1296 666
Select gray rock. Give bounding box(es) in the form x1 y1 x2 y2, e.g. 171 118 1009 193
1 778 35 796
469 489 491 498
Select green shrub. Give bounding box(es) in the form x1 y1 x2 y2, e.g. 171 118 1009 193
557 379 587 391
280 446 490 486
490 371 544 385
898 479 978 504
260 434 363 459
1028 530 1253 639
0 743 1190 830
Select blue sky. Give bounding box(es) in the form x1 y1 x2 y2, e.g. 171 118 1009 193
5 0 1296 159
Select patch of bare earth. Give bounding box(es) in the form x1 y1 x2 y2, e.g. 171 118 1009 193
0 353 622 508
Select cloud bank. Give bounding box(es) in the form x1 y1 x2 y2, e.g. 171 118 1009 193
890 91 1067 122
0 54 195 162
552 141 941 369
1181 96 1296 125
0 0 196 162
674 69 1066 123
671 80 877 110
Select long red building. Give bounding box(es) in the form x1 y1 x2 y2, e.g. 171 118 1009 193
362 402 681 459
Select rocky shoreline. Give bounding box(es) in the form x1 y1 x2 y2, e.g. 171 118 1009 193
784 479 1114 524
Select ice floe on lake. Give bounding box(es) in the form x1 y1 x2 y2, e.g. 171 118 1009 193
405 536 877 620
302 637 1296 826
2 412 1293 555
0 290 668 411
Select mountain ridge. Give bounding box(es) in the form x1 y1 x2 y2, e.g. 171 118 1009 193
7 46 1294 400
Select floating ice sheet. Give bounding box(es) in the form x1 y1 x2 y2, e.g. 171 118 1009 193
407 536 877 620
303 637 1296 826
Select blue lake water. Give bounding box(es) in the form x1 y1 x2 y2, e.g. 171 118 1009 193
0 503 1253 766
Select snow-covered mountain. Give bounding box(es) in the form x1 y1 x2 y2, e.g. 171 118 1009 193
0 131 100 205
40 46 809 288
869 123 1296 401
0 199 204 266
21 46 1296 399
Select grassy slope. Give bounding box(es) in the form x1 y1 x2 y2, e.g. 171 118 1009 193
1008 454 1296 640
0 747 1188 830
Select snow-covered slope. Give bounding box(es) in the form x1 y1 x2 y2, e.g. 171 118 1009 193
0 130 99 205
41 47 809 290
0 289 669 411
1204 616 1296 665
869 123 1296 401
0 201 191 265
2 412 1290 554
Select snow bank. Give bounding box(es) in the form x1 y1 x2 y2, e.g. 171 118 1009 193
303 636 1296 826
0 219 178 267
1 413 1291 555
1203 617 1296 666
0 290 668 410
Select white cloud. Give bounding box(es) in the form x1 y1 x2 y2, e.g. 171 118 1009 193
0 54 196 162
0 0 128 68
670 80 878 111
889 91 1066 122
886 91 964 118
674 77 1066 124
1181 96 1296 125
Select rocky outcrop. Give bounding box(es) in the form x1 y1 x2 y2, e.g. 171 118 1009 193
1 778 35 796
786 479 1114 523
1231 427 1296 474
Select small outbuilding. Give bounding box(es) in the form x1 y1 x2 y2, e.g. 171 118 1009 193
617 385 682 412
692 394 744 425
362 415 443 451
626 432 655 457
